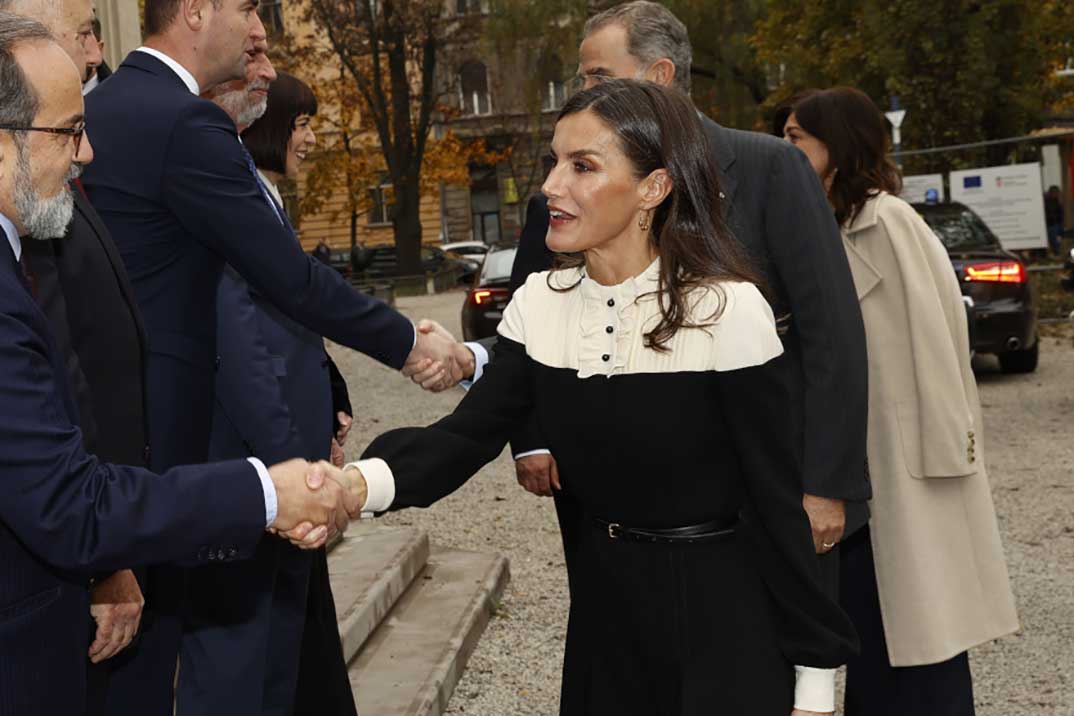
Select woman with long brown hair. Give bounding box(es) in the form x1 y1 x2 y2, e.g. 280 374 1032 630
336 79 857 715
777 87 1019 716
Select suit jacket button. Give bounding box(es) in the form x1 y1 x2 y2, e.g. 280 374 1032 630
214 355 221 370
143 445 152 466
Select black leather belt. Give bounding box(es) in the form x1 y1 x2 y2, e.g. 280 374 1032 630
592 516 737 544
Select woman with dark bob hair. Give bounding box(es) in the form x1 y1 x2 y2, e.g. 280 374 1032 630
777 87 1019 716
242 71 318 202
336 80 857 715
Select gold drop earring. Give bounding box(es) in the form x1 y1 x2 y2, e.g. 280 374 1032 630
638 210 651 231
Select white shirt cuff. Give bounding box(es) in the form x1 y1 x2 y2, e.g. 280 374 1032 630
514 448 552 460
794 666 836 712
459 341 489 390
247 457 277 528
346 458 395 517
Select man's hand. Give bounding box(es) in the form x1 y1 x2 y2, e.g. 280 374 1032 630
402 320 475 392
336 411 353 445
88 569 144 664
516 453 561 497
269 459 349 548
276 462 369 548
802 493 845 554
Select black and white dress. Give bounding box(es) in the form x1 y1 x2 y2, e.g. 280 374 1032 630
360 260 857 714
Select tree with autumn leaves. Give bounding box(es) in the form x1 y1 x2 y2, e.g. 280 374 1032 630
283 0 505 275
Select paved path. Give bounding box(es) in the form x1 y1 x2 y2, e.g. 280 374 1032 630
329 291 1074 715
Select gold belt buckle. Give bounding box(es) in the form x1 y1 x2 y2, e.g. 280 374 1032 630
607 522 621 539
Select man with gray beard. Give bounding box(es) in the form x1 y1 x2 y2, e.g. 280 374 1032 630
0 0 148 713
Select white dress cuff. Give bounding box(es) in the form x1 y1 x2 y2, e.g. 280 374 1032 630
514 448 552 460
247 457 277 528
460 341 489 390
794 666 836 713
347 458 395 517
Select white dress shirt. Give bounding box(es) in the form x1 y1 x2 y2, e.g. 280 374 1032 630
135 46 200 94
82 72 100 96
1 211 21 263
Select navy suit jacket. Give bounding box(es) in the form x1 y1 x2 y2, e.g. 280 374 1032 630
81 51 413 470
210 266 333 465
0 242 266 716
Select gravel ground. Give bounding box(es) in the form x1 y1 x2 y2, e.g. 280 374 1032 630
329 290 1074 716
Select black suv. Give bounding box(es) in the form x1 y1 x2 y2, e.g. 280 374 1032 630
912 201 1038 373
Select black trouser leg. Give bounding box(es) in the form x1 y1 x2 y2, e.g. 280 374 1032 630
840 525 975 716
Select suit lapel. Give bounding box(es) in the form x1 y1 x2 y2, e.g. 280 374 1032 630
842 236 883 301
702 116 739 207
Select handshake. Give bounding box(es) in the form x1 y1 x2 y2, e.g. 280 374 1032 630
266 459 369 548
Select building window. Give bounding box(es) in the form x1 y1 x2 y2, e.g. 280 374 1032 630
258 0 285 35
368 181 394 225
459 60 491 116
539 54 567 111
470 167 501 244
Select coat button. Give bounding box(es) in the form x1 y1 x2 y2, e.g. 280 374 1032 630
607 299 615 307
214 355 221 370
602 354 610 362
143 445 152 466
606 326 614 334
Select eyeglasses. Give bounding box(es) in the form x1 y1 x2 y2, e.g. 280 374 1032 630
0 122 85 154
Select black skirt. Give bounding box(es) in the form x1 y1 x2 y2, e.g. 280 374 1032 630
558 521 794 715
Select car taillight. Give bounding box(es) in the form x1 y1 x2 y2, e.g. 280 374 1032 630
469 288 509 305
964 261 1026 284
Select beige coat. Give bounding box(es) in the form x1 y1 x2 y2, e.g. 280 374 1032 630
841 192 1019 666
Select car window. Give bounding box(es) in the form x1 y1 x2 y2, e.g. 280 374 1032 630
917 207 1001 251
480 248 518 283
453 246 488 256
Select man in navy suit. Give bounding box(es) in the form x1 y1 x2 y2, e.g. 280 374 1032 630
170 50 356 716
0 8 150 705
0 17 367 715
81 1 469 709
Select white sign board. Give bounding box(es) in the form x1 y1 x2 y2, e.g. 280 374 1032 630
949 163 1048 250
900 173 945 203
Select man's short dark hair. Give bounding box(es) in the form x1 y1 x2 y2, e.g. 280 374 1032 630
91 15 101 40
242 71 318 175
585 1 693 94
144 0 222 37
0 11 52 129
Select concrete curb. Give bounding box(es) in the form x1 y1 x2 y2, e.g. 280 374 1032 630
327 524 431 661
349 547 511 716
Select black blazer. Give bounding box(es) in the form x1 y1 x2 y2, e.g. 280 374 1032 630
0 240 266 716
499 119 870 529
25 187 148 467
82 51 414 470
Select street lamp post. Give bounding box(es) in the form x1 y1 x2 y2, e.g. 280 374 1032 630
885 95 907 168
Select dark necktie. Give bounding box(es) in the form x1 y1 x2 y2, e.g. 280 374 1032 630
239 144 288 227
17 247 36 297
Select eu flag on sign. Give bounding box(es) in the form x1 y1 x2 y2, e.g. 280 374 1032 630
964 176 982 188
